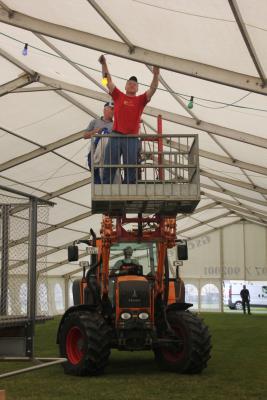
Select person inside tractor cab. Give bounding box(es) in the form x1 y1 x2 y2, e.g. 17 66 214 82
110 246 142 276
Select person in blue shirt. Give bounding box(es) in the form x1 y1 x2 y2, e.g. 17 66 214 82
84 102 113 183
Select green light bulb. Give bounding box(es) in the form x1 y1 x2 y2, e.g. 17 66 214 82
188 96 194 109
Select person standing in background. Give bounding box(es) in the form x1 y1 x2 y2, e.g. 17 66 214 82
240 285 251 314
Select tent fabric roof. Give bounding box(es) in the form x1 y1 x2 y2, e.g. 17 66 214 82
0 0 266 276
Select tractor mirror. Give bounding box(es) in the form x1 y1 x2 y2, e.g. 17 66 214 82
68 245 79 262
177 240 188 260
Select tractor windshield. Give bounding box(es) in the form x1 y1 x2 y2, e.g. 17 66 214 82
109 242 158 275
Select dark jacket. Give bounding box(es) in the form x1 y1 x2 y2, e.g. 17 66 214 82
240 288 250 302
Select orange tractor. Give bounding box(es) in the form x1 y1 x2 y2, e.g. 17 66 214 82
57 124 211 375
57 216 211 376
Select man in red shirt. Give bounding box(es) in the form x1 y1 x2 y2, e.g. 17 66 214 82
99 55 159 183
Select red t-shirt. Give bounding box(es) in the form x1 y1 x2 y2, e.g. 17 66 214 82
111 87 149 134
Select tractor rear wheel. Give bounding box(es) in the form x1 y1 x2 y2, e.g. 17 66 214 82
154 310 211 374
59 310 111 376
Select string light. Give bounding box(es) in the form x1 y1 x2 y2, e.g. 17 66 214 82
22 43 28 56
101 73 108 86
1 32 266 113
188 96 194 109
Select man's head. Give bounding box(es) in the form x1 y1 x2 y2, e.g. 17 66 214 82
103 101 114 121
125 76 138 96
123 246 133 258
243 285 246 289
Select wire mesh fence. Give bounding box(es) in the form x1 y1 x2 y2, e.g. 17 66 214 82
0 190 51 326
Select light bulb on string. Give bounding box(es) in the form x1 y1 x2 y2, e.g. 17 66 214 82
22 43 28 56
188 96 194 109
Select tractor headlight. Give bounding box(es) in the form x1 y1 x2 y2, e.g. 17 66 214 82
120 312 132 320
138 312 149 320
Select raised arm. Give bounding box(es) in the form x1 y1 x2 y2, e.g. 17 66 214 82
146 66 160 102
99 55 115 94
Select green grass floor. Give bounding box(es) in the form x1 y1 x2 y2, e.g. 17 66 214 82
0 313 267 400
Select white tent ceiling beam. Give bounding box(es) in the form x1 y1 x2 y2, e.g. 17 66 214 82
35 33 108 93
176 201 219 221
38 75 267 150
40 250 89 274
6 212 88 250
203 193 267 226
56 90 98 118
146 106 267 150
0 47 34 75
0 129 85 172
146 65 252 193
1 117 265 176
8 210 92 248
86 0 135 53
228 211 267 227
202 192 267 222
200 183 267 207
0 125 88 171
1 131 265 211
145 69 253 206
177 211 233 235
205 176 260 210
205 133 232 159
0 0 12 14
13 87 58 93
183 219 243 240
146 65 199 122
200 170 267 195
199 133 258 201
146 66 243 180
0 74 32 97
0 174 90 210
32 35 113 121
10 234 90 271
167 139 267 176
210 175 266 207
40 177 90 202
0 47 58 94
228 0 266 85
1 8 267 95
2 154 262 214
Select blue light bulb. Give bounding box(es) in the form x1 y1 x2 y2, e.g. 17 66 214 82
22 43 28 56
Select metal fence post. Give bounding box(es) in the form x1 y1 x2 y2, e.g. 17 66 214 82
0 205 10 316
26 198 38 358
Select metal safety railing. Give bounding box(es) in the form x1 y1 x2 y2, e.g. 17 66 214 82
91 133 200 215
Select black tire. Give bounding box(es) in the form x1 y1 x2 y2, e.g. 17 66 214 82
154 311 211 374
58 310 111 376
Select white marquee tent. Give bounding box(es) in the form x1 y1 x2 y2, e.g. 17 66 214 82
0 0 267 314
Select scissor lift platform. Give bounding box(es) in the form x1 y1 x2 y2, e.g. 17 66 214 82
91 134 200 216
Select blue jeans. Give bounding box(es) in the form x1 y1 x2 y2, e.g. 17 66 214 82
103 133 138 184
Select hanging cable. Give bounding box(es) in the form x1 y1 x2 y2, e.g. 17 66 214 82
1 32 267 113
